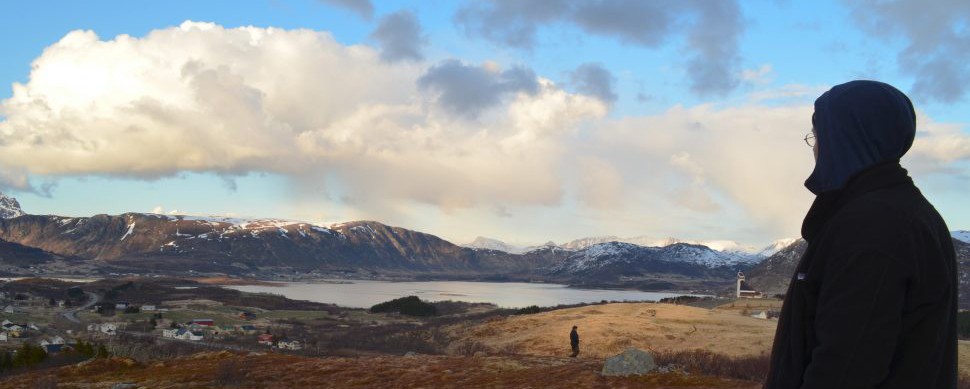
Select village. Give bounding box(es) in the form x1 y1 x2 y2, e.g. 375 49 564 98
0 277 376 372
0 273 786 371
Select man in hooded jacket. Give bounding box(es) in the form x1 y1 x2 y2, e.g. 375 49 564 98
764 80 957 388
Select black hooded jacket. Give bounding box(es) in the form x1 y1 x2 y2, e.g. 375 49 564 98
764 81 957 388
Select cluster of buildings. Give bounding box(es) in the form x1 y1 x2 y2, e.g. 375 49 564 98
255 333 302 350
86 322 119 336
1 319 40 341
158 318 301 350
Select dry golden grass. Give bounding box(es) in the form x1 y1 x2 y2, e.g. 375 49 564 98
960 341 970 377
446 302 778 359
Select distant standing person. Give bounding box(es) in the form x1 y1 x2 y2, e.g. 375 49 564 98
764 80 957 388
569 325 580 358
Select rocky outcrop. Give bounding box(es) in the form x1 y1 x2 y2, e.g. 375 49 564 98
601 348 656 376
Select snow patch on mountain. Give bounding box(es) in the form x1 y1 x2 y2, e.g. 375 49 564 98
120 222 135 241
0 193 25 219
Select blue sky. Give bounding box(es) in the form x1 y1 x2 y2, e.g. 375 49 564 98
1 0 968 248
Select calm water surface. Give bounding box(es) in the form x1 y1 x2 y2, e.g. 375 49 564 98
225 280 698 309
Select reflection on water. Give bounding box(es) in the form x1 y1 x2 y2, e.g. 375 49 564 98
225 280 698 309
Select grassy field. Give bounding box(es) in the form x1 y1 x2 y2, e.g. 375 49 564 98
446 302 779 359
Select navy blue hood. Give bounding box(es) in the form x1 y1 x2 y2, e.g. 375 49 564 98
805 80 916 195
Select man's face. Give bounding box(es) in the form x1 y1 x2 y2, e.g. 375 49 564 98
813 128 818 161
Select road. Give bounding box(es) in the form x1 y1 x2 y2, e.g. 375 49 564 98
61 291 100 324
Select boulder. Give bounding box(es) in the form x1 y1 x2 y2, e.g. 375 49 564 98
601 348 656 377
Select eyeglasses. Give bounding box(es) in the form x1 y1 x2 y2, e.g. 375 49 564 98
804 131 816 147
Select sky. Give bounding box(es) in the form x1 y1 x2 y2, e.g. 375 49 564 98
1 0 969 248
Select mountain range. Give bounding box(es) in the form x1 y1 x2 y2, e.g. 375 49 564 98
464 235 796 260
1 192 969 303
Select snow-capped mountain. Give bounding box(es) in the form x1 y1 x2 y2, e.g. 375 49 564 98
0 193 25 219
548 241 755 282
756 237 800 258
559 235 773 263
560 236 621 250
463 236 529 254
953 231 970 244
552 241 755 274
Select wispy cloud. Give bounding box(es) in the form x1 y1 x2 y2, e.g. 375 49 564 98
318 0 373 20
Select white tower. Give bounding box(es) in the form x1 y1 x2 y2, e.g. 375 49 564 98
736 271 745 298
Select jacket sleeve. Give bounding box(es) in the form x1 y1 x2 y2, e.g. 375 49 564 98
800 248 908 388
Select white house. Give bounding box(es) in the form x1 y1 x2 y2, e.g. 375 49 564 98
177 330 204 341
2 321 23 332
40 337 66 347
3 305 15 314
142 305 157 311
115 302 130 310
0 333 7 342
165 328 203 341
88 323 119 335
277 340 302 350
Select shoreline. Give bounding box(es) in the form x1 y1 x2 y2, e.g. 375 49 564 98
0 274 721 298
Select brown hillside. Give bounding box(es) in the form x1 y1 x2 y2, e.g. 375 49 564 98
445 302 778 359
0 351 760 389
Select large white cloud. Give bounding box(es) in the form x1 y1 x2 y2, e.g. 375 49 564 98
0 21 607 210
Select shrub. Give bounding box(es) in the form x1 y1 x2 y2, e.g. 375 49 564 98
653 349 770 382
512 305 544 315
67 286 84 298
370 296 436 317
657 296 702 305
11 343 47 368
213 359 246 387
958 311 970 339
456 341 488 356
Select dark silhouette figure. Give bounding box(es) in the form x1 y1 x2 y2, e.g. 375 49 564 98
569 325 579 358
764 80 957 388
